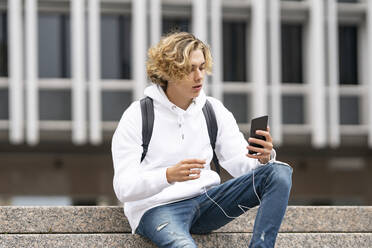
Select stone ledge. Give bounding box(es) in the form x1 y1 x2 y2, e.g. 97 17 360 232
0 233 371 248
0 206 371 234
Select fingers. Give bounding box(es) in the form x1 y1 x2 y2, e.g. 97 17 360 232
181 164 205 170
180 168 202 176
246 152 269 160
167 159 206 183
177 168 202 182
180 174 201 182
180 158 206 165
248 127 273 157
248 137 273 150
246 145 270 156
255 129 273 143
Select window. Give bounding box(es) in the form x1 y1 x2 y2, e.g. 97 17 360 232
0 12 7 77
281 24 303 83
338 0 359 3
102 91 132 121
39 90 71 121
282 95 305 124
38 14 70 78
162 18 190 34
101 14 131 79
340 96 359 125
338 25 358 85
0 89 8 119
223 93 249 123
223 21 247 82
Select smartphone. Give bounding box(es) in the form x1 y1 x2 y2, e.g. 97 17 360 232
248 115 268 155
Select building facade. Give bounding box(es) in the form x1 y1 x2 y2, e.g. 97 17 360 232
0 0 371 205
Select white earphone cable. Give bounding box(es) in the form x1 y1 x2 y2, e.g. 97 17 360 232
203 169 261 219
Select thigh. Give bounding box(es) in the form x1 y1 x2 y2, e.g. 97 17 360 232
136 199 199 248
191 164 273 234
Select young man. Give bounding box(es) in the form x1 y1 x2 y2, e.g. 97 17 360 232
112 32 292 248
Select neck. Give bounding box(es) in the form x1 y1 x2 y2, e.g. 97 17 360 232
165 88 193 110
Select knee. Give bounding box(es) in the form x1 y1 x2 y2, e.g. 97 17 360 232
168 233 196 248
173 239 196 248
267 162 292 190
156 227 196 248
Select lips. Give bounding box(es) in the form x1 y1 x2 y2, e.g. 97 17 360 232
192 84 202 89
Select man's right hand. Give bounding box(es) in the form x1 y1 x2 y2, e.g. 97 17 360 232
166 159 205 183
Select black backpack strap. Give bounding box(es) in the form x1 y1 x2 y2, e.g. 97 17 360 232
140 97 154 162
202 99 221 175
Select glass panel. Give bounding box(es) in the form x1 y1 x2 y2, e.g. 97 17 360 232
0 89 8 119
102 91 132 121
223 21 247 82
72 198 97 206
11 196 72 206
38 14 70 78
39 90 71 120
0 12 7 77
281 24 303 83
282 95 304 124
338 26 358 85
223 93 248 123
162 18 190 34
101 15 131 79
338 0 358 3
340 96 359 125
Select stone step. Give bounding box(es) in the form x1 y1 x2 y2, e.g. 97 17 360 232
1 233 371 248
0 206 371 234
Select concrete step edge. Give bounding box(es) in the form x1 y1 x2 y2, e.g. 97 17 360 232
0 233 371 248
1 206 371 234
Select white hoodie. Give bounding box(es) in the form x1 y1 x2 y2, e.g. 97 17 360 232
112 84 275 233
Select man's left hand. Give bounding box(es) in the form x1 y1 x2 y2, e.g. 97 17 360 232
246 126 273 164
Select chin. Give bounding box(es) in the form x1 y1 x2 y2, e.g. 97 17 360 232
192 92 201 98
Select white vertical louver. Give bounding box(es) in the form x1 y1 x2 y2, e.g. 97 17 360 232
367 0 372 148
308 0 327 148
150 0 161 46
25 0 38 145
269 0 282 145
88 0 102 144
71 0 87 144
251 0 268 118
133 0 147 101
210 0 223 101
192 0 208 93
327 0 340 147
8 0 23 144
192 0 207 43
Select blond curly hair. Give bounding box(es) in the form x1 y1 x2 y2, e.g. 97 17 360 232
146 32 213 88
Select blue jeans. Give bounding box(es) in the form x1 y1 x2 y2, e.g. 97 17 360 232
136 162 293 248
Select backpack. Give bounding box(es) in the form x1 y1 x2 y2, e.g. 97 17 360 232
140 96 221 175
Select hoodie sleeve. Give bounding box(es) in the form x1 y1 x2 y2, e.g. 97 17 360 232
209 98 276 178
112 101 170 203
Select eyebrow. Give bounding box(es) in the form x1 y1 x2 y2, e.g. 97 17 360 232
191 62 205 67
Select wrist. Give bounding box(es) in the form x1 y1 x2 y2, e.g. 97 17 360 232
166 168 173 184
259 156 270 164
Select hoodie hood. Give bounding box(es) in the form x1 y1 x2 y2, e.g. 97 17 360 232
144 84 207 116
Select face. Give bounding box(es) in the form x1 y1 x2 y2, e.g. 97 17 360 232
166 49 206 104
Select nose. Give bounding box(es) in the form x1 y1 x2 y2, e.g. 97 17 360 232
194 68 203 81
